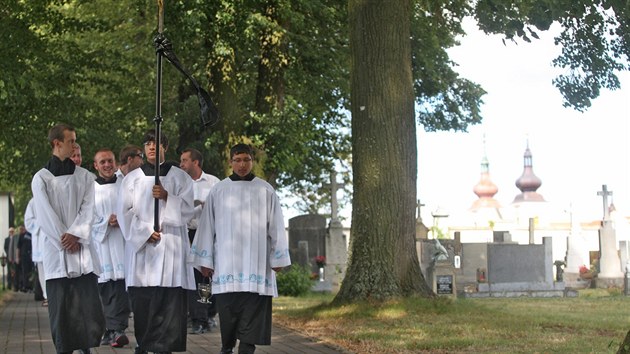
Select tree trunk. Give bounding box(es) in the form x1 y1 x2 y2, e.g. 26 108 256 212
334 0 433 303
618 330 630 354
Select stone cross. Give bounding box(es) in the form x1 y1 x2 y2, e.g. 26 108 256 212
416 199 425 222
597 184 613 221
327 170 345 222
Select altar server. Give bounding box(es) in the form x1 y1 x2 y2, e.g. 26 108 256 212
117 130 195 353
31 123 105 354
189 143 291 354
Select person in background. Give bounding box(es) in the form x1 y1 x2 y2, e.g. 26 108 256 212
70 143 82 166
116 145 144 178
17 225 33 292
117 130 195 354
92 148 131 348
189 143 291 354
4 227 16 291
31 123 105 354
179 148 220 334
25 198 48 306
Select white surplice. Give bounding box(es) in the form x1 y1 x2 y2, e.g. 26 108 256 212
92 179 126 283
24 198 43 263
117 165 195 289
31 167 100 280
188 177 291 297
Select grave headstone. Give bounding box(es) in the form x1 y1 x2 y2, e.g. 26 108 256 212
470 237 566 297
324 220 347 292
493 231 512 243
595 220 624 287
431 260 456 299
288 214 326 273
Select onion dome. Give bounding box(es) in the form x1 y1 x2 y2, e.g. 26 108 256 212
513 142 545 203
471 142 501 210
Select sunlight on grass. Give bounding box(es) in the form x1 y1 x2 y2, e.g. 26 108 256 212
273 290 630 353
375 307 406 320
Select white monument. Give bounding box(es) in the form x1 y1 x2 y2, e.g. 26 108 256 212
595 185 624 287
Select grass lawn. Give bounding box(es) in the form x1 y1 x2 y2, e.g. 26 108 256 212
273 289 630 353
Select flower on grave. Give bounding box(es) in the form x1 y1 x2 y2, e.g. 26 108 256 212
314 255 326 267
579 265 589 274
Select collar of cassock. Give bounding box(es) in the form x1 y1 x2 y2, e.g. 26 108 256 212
229 172 255 181
45 155 76 176
141 161 178 176
95 175 117 185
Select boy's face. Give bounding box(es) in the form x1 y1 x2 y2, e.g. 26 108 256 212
144 140 166 164
230 152 253 178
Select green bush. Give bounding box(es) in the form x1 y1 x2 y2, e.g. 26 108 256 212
277 264 312 297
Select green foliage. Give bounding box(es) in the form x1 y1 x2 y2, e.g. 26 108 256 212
474 0 630 111
276 265 313 297
412 0 486 132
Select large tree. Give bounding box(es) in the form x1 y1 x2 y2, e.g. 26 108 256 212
335 0 433 301
335 0 630 302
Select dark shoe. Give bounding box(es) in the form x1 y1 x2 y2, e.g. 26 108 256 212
238 342 256 354
111 330 129 348
190 324 207 334
100 329 115 346
220 348 234 354
134 346 148 354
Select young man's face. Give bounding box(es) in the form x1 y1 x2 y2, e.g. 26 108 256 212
230 152 253 178
94 151 117 180
144 141 166 164
56 130 77 161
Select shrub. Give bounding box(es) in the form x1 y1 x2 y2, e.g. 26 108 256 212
276 264 312 297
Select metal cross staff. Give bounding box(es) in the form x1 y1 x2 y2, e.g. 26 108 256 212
153 0 219 231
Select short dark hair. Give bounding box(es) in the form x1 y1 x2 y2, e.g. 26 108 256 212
142 129 169 149
48 123 75 148
230 143 254 159
94 148 115 160
119 145 142 166
182 148 203 167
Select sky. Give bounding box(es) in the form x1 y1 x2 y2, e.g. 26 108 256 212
418 19 630 225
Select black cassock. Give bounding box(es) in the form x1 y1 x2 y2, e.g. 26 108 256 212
46 273 105 353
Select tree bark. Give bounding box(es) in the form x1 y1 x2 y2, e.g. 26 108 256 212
618 329 630 354
334 0 433 303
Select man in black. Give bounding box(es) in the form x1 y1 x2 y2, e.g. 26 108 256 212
17 225 33 292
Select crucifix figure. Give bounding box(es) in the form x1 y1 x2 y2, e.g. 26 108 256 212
597 184 613 221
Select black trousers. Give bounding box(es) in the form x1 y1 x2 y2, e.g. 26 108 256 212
47 273 105 353
128 286 187 352
98 279 130 330
216 292 272 347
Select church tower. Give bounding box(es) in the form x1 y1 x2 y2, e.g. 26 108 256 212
513 141 545 203
471 138 501 211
